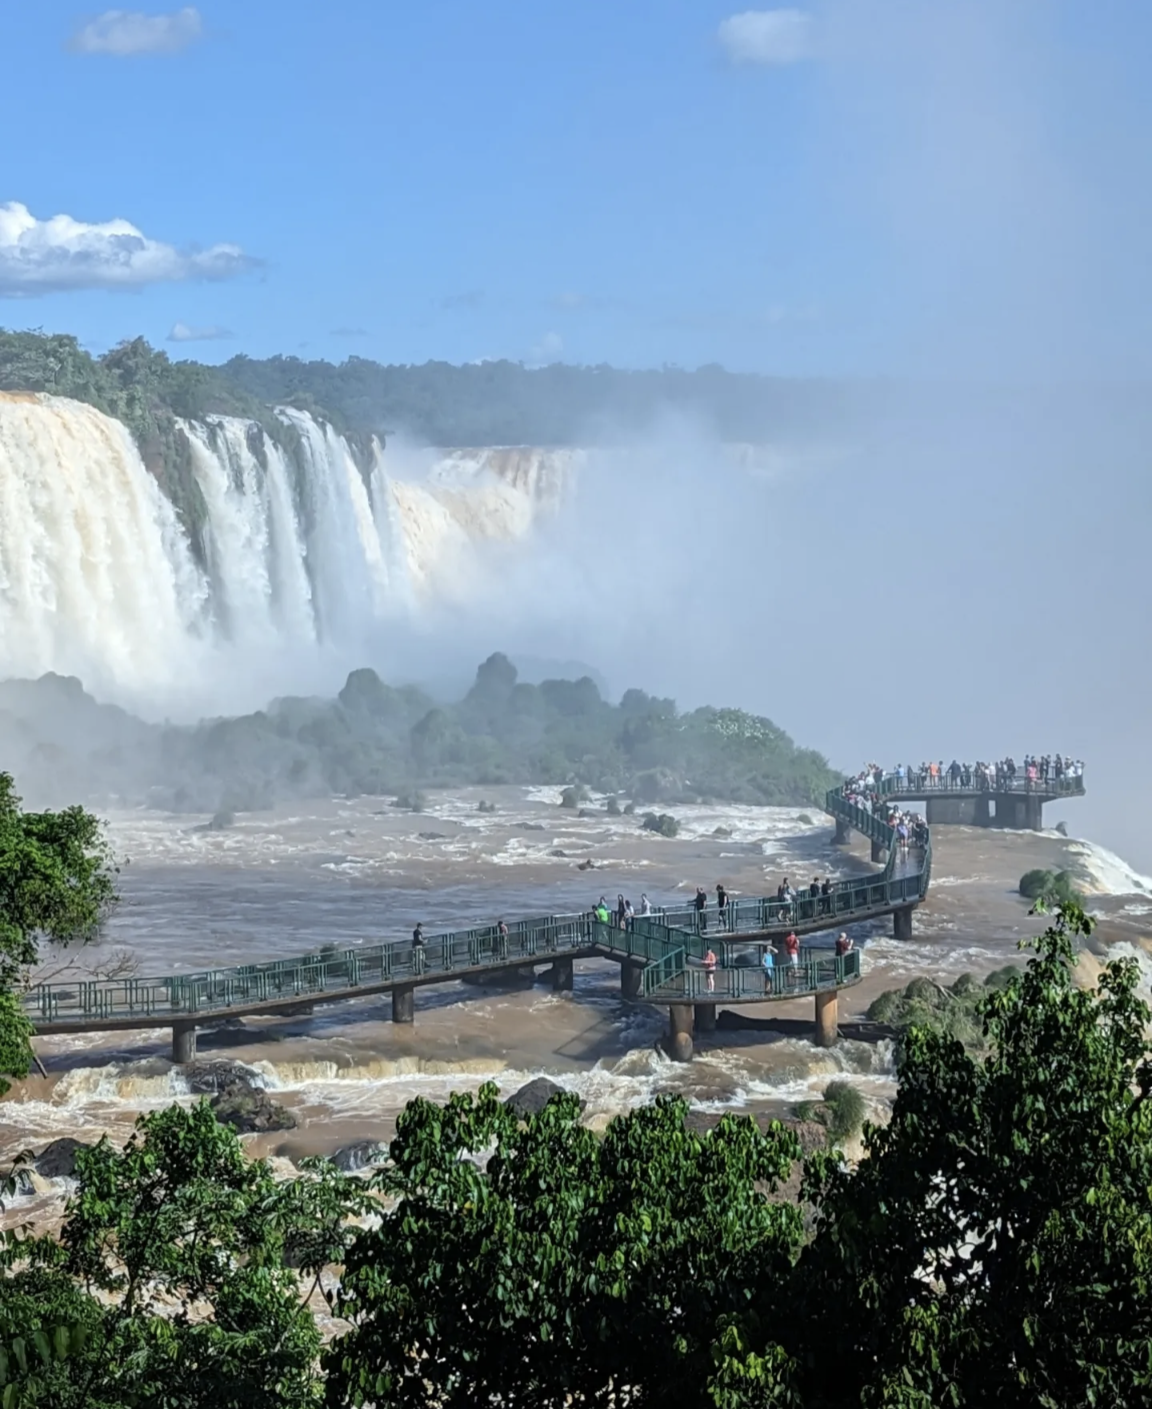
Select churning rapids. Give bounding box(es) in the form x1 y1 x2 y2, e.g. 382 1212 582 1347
5 782 1152 1219
0 391 577 706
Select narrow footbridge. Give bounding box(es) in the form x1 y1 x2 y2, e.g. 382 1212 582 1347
25 779 936 1063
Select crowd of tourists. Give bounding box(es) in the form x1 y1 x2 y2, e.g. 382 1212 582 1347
842 769 930 850
892 756 1084 790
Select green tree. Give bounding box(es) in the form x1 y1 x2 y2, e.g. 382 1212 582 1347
1 1102 369 1409
0 773 118 1092
792 903 1152 1408
325 1086 802 1408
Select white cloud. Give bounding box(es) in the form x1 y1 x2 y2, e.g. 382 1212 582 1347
718 9 814 65
0 203 256 297
529 331 563 364
167 322 232 342
69 7 203 56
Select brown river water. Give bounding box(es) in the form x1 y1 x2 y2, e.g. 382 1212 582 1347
5 785 1151 1214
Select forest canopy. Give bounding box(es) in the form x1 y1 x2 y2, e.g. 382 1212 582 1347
0 326 857 447
0 655 840 815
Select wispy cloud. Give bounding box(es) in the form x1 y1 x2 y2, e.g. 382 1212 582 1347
330 326 368 337
528 331 564 364
167 322 232 342
0 202 257 297
441 290 484 310
69 6 203 56
718 9 814 65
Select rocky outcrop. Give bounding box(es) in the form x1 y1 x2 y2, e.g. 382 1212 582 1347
31 1137 92 1180
503 1077 580 1118
328 1141 388 1173
181 1060 296 1133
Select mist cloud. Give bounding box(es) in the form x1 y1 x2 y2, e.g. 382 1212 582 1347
167 322 232 342
68 7 203 57
0 202 256 296
718 9 814 65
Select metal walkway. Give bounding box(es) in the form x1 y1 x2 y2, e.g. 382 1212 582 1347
23 774 937 1058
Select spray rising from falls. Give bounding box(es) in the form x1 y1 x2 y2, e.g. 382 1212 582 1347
0 392 578 704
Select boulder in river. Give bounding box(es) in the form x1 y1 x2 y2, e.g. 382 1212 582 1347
503 1077 583 1118
181 1060 296 1133
328 1140 388 1173
32 1137 92 1180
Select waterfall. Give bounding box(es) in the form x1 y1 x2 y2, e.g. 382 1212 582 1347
0 391 576 705
0 392 209 696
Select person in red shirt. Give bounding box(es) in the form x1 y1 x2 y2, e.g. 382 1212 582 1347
785 932 799 964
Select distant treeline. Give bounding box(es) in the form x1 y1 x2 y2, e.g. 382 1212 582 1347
0 654 839 815
220 352 862 445
0 326 861 448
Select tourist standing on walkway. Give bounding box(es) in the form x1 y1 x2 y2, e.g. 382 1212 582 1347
616 894 627 929
497 919 509 959
412 922 426 973
639 893 652 916
785 931 800 969
695 887 708 933
762 942 776 993
716 883 729 931
703 947 717 993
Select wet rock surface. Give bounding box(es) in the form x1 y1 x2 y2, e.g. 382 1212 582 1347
182 1060 296 1132
328 1140 388 1172
504 1077 582 1117
32 1137 92 1180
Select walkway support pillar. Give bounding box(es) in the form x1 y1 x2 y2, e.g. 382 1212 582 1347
621 960 643 1000
814 990 838 1048
392 984 415 1024
694 1003 717 1034
171 1021 197 1064
552 957 574 993
1025 795 1043 831
893 907 914 942
871 838 887 864
667 1004 694 1062
833 817 851 846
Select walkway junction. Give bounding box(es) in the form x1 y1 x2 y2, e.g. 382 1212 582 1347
23 762 1084 1063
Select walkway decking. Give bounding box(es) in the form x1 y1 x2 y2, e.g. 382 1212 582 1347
22 765 964 1060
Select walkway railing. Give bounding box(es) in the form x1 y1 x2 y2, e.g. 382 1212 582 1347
877 769 1085 798
25 785 930 1030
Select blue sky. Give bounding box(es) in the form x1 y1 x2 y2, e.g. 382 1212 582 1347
2 1 1149 374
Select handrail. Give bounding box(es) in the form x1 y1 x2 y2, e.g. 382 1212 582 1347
26 786 937 1029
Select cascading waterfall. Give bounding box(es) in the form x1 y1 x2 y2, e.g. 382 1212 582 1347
0 390 577 702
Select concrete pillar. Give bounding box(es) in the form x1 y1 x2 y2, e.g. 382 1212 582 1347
871 838 888 864
814 990 838 1048
392 983 415 1024
667 1004 694 1062
694 1002 717 1033
974 796 992 828
552 957 574 992
1025 795 1043 831
621 961 643 1000
833 817 852 846
171 1021 197 1063
893 906 914 942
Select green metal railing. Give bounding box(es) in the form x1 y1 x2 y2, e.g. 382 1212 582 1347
646 950 862 1002
25 785 931 1029
874 768 1085 800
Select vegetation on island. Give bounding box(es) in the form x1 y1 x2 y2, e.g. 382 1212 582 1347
0 654 840 814
1019 866 1083 906
867 965 1023 1058
5 904 1152 1405
0 773 117 1094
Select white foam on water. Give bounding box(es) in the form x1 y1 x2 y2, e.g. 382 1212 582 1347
1063 841 1152 898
